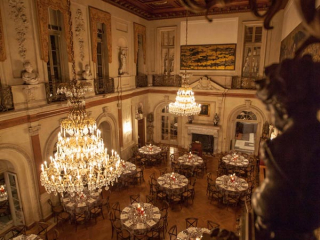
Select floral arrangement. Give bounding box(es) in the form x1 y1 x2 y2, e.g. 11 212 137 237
188 152 193 160
231 153 238 161
230 173 236 183
170 172 176 181
121 161 126 168
136 204 146 216
148 144 153 151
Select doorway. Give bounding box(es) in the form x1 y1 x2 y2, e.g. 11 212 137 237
160 105 178 144
138 119 145 147
99 121 113 151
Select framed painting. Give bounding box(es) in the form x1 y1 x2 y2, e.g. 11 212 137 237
180 44 236 70
199 103 210 117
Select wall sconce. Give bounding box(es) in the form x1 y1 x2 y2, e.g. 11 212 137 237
123 121 132 133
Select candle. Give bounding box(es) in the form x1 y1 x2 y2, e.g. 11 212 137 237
44 161 47 168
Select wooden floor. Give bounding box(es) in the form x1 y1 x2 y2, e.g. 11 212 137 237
39 147 245 240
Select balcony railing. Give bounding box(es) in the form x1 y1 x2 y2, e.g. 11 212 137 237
152 74 181 87
94 77 114 95
0 83 14 112
136 74 148 88
232 76 256 89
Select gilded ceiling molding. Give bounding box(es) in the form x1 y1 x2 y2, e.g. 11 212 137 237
0 7 6 61
133 23 146 64
89 7 112 64
36 0 72 63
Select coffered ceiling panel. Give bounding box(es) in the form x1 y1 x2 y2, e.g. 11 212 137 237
102 0 271 20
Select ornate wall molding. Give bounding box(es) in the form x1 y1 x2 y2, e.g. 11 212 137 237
133 23 146 64
8 0 29 60
28 124 41 136
36 0 72 63
89 7 112 64
75 9 85 61
0 7 6 61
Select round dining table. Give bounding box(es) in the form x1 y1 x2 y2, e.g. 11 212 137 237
178 154 204 169
157 173 188 195
120 202 161 235
177 227 211 240
61 190 101 214
222 153 249 168
120 161 137 177
215 175 248 194
138 145 161 156
13 234 42 240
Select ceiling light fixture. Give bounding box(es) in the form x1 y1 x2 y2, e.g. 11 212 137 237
169 11 201 116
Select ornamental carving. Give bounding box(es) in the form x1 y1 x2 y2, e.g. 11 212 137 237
36 0 72 62
8 0 29 60
89 7 112 64
134 23 146 64
0 7 6 61
75 9 85 61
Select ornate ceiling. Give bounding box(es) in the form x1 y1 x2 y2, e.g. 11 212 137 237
102 0 271 20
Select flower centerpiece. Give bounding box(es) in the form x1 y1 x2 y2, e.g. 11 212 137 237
148 144 153 151
232 153 238 161
229 173 236 183
0 185 7 200
136 204 146 216
121 160 126 168
188 151 193 160
170 172 176 182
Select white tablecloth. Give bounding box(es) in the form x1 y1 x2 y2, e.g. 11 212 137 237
222 154 249 168
62 191 100 214
157 173 188 195
138 145 161 155
178 154 204 168
177 227 211 240
215 175 248 194
120 203 160 234
121 161 137 177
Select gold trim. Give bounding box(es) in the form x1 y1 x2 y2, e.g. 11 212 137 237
89 7 112 64
0 7 6 61
36 0 72 63
133 23 146 64
199 103 211 117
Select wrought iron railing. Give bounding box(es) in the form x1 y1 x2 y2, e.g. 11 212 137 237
135 74 148 88
45 82 67 103
152 74 182 87
0 82 14 112
94 77 114 95
231 76 256 89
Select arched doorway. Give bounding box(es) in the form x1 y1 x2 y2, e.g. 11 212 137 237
99 121 113 152
227 105 266 155
160 105 178 144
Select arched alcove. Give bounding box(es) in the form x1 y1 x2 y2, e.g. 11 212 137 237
96 112 119 153
226 104 266 155
0 145 42 227
98 121 112 152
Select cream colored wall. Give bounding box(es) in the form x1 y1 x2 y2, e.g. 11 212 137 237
0 0 283 228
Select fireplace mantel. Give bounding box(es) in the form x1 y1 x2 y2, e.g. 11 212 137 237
186 123 220 153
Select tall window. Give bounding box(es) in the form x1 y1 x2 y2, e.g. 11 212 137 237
47 8 68 98
160 105 178 144
242 25 263 78
96 23 109 92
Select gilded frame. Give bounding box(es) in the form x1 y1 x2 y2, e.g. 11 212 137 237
199 103 210 117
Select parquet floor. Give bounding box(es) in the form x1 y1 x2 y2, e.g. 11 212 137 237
42 147 244 240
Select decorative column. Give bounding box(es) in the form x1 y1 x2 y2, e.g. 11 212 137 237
28 124 45 194
117 103 123 147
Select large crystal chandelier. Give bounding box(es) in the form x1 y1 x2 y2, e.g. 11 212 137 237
40 0 123 196
168 12 201 116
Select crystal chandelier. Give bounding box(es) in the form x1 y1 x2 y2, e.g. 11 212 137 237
169 11 201 116
0 185 8 201
40 0 123 196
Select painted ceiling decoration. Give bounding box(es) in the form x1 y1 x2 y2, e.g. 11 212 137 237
102 0 270 20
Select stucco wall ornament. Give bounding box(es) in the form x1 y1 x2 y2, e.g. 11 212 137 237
133 23 146 64
36 0 72 63
0 7 6 61
75 9 85 61
193 76 220 90
89 7 112 64
8 0 29 60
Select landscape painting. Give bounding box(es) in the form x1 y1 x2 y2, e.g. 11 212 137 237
180 44 236 70
280 23 320 62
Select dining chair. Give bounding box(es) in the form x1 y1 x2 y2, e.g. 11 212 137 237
182 189 195 206
47 199 63 222
90 202 104 223
130 194 140 204
146 195 155 204
36 221 49 240
146 226 161 240
56 211 71 230
73 210 89 231
185 217 198 228
207 220 220 230
117 229 131 240
111 202 121 220
168 225 177 240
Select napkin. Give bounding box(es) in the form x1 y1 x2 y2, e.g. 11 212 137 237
120 214 128 220
152 207 159 213
66 202 75 207
172 184 179 189
62 198 70 203
124 220 133 227
27 235 38 240
153 214 161 219
144 203 151 208
147 220 156 227
78 202 86 207
88 198 95 203
137 223 145 229
164 184 170 188
123 207 130 212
